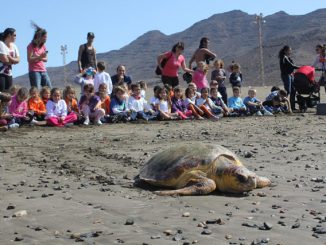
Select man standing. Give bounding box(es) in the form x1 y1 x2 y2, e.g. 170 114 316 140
78 32 97 72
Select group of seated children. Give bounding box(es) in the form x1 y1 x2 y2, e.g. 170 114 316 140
0 79 292 130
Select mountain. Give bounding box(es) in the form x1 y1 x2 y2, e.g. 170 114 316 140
15 9 326 87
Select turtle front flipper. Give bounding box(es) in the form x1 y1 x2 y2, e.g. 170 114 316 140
256 176 271 188
155 175 216 196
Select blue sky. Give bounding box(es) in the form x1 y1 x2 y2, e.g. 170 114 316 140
2 0 325 77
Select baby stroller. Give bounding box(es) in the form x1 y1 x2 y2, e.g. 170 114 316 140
293 66 320 112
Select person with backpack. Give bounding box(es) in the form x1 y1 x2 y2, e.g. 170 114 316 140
78 32 97 73
157 42 193 88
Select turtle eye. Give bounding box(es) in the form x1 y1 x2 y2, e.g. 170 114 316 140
237 174 248 183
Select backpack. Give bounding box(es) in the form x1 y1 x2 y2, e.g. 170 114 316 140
155 52 173 76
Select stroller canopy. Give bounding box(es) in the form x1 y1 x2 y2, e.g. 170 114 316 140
295 66 315 82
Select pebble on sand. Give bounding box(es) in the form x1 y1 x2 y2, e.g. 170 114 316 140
182 212 190 217
125 218 134 225
13 210 27 217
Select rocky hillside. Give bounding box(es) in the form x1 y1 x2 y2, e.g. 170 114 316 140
15 9 326 87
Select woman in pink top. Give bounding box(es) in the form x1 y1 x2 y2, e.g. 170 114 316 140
157 42 193 88
27 22 52 89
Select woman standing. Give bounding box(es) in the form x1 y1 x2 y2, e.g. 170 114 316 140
157 42 193 88
278 45 299 111
188 37 216 69
0 28 20 92
27 22 52 89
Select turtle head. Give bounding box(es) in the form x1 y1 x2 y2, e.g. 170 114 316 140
215 166 257 193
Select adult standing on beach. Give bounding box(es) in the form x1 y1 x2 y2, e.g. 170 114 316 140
157 41 193 88
27 22 52 89
78 32 97 73
0 28 20 92
111 65 132 90
278 45 299 111
188 37 216 69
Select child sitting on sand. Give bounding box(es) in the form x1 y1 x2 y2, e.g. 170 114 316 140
210 87 230 116
63 85 82 124
128 84 156 121
28 87 46 121
0 92 19 129
227 86 247 116
97 83 111 122
195 87 219 119
139 80 147 99
9 85 20 96
263 90 292 114
265 86 281 101
187 82 201 99
9 87 34 125
63 86 79 115
40 86 51 106
156 87 177 120
149 85 161 111
110 86 130 123
243 88 273 116
171 86 192 120
184 87 204 120
79 84 105 125
46 88 77 127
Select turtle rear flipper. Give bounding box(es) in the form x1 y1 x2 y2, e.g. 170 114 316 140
155 174 216 196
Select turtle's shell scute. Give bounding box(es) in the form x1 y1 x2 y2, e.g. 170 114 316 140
140 142 239 182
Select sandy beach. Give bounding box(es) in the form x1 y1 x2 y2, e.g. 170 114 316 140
0 86 325 245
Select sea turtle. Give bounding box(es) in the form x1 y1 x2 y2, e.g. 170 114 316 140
138 142 271 196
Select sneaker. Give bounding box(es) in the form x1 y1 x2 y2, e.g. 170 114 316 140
30 119 38 125
255 111 263 116
263 110 273 116
94 120 102 126
211 115 219 120
83 118 90 125
8 123 19 129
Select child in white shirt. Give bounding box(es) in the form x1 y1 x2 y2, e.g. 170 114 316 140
46 88 77 127
128 84 156 121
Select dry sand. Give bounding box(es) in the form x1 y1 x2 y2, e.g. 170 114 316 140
0 86 325 245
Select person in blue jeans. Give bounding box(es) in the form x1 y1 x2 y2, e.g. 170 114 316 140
278 45 299 111
27 23 52 89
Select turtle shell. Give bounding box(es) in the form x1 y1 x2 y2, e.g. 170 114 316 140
139 142 242 185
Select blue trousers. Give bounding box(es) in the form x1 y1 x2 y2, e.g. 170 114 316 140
29 71 52 89
281 74 296 110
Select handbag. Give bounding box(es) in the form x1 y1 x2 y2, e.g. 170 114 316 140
155 52 172 76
